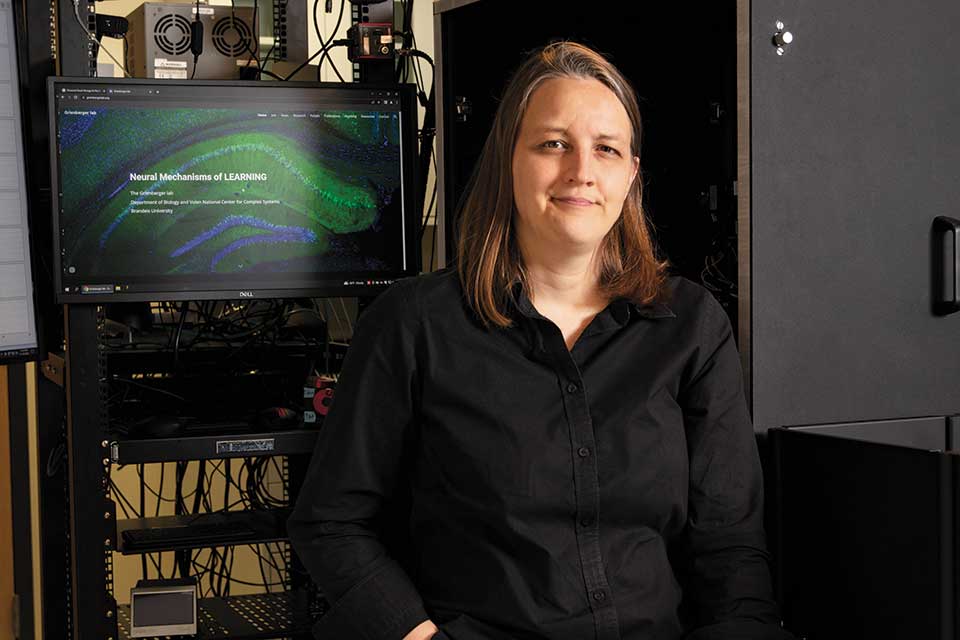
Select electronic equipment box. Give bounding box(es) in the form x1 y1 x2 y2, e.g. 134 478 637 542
125 3 255 79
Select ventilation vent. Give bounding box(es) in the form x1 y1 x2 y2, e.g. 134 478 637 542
153 14 192 56
212 17 252 57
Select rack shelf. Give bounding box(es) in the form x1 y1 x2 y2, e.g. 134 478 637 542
116 590 327 640
117 509 292 554
102 338 341 376
111 428 320 464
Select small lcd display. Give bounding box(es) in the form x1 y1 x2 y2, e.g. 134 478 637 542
132 591 194 626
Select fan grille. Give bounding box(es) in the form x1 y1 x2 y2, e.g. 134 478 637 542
212 17 252 58
153 14 192 56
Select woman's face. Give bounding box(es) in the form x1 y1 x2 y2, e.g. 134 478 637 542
511 76 639 259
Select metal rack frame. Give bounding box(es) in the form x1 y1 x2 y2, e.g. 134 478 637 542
63 303 322 638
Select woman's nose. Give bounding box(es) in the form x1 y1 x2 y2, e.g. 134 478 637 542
564 148 596 185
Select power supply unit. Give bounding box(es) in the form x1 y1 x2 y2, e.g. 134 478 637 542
125 3 256 80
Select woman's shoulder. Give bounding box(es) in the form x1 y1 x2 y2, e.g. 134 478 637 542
361 267 463 324
659 275 720 314
658 275 731 334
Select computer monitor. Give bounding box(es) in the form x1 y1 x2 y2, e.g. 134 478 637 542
0 0 39 363
49 77 419 303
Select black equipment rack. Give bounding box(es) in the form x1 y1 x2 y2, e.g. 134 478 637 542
64 303 323 639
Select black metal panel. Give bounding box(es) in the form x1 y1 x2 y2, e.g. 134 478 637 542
64 304 116 639
35 372 69 637
111 429 320 465
115 590 326 640
55 0 96 76
751 1 960 429
116 508 291 554
14 30 65 639
789 416 949 451
772 427 954 639
7 363 33 640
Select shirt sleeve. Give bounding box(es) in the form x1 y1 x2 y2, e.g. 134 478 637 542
674 292 794 640
286 279 429 640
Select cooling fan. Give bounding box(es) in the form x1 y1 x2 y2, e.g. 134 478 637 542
126 3 255 79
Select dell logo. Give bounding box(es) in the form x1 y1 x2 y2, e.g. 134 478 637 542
239 291 254 298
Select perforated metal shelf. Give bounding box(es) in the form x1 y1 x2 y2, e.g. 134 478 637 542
116 590 326 639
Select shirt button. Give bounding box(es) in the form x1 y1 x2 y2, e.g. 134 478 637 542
580 517 593 527
577 447 591 458
566 382 579 393
593 589 606 602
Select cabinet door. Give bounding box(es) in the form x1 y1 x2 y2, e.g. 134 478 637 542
750 0 960 429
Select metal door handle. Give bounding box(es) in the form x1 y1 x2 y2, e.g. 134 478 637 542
933 216 960 314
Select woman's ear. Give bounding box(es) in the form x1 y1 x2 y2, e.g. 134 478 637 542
630 156 640 185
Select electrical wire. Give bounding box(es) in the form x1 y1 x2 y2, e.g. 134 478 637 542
155 462 165 517
319 0 346 81
246 0 260 73
122 34 130 77
338 298 353 334
191 0 201 80
138 464 148 577
398 48 434 75
218 0 285 81
110 376 186 402
172 300 189 371
314 0 347 82
396 0 415 82
316 42 349 83
112 457 292 593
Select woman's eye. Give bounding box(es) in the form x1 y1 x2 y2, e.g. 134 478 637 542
541 140 566 149
598 145 621 156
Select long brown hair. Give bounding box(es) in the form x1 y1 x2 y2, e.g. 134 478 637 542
455 41 671 327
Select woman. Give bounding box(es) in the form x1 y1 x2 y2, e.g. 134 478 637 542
288 42 791 640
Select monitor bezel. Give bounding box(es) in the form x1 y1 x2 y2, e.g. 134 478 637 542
49 76 421 304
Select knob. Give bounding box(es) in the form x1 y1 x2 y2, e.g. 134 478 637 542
773 31 794 47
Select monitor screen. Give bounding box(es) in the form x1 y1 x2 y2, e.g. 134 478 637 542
49 78 419 303
0 0 39 363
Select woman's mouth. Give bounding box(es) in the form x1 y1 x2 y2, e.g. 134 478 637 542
551 196 595 207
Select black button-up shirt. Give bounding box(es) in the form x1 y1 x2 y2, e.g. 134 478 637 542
288 268 790 640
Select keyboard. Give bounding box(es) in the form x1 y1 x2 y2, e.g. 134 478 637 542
122 522 257 550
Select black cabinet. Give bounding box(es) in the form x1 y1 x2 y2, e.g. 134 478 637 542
772 422 959 639
749 0 960 430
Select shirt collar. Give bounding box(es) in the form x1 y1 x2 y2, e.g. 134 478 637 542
627 299 676 320
509 282 676 325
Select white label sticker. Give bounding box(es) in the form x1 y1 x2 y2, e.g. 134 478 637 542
192 7 214 15
155 69 188 79
154 58 188 69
